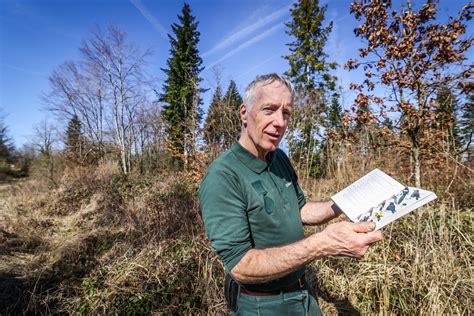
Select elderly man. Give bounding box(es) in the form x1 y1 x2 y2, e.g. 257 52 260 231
199 74 382 315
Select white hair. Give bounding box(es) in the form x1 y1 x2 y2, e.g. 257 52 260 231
243 73 295 110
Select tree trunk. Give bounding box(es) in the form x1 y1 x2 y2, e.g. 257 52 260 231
409 131 421 187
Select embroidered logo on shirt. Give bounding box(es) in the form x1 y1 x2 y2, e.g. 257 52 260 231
285 182 292 187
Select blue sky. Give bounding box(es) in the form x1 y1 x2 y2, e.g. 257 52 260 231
0 0 471 148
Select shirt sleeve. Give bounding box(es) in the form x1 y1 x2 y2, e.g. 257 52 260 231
295 182 306 210
199 169 253 273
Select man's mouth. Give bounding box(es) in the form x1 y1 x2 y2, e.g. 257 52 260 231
265 132 280 140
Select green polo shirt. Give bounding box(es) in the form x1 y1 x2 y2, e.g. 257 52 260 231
199 142 306 292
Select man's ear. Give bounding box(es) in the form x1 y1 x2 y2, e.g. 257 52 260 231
240 104 248 125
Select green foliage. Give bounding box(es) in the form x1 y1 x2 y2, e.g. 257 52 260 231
459 92 473 151
0 117 14 179
435 85 461 151
160 3 204 165
204 80 242 152
64 115 86 164
222 80 243 148
284 0 338 179
204 84 224 146
286 100 324 178
284 0 337 92
327 91 343 132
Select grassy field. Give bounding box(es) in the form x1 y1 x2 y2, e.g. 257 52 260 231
0 163 472 314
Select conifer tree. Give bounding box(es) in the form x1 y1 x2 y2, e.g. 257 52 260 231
204 85 224 146
327 92 342 132
160 3 204 167
284 0 337 178
284 0 337 92
222 80 242 148
204 80 242 152
0 117 14 165
459 92 473 157
65 115 84 163
435 85 461 152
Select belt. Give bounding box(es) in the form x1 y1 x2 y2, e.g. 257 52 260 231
240 275 307 296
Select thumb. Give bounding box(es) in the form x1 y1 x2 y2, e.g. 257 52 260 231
352 221 376 233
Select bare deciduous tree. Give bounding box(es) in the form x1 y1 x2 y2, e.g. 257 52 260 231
44 25 153 174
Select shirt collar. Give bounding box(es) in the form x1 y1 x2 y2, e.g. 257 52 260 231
231 142 276 174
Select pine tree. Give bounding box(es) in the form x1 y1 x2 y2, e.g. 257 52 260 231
327 92 342 132
204 80 242 152
65 115 84 163
435 85 461 152
284 0 337 92
284 0 337 178
204 85 224 146
222 80 242 148
321 91 344 176
160 3 204 167
0 118 14 165
459 92 473 158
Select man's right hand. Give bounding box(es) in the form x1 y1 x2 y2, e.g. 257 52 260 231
231 221 383 284
314 221 383 258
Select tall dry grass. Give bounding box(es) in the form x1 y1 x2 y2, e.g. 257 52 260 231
307 205 473 314
0 160 225 314
0 153 472 314
299 144 473 314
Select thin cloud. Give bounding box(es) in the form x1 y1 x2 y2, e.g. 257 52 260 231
129 0 168 40
2 63 46 77
206 22 285 70
202 4 291 58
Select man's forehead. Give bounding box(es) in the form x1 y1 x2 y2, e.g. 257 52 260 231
254 81 292 103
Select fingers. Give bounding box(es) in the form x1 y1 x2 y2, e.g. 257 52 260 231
352 222 383 244
356 245 370 258
366 230 383 243
352 221 376 233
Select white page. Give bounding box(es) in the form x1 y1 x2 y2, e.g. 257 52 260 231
331 169 405 221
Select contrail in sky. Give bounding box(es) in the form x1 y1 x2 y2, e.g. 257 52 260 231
2 63 46 77
130 0 168 40
206 22 285 69
202 4 291 58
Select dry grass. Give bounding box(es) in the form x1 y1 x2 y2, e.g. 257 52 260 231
0 159 472 314
310 206 473 315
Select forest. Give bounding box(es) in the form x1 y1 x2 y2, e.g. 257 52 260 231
0 0 472 314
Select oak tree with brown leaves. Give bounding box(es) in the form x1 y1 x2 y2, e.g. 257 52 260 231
346 0 473 186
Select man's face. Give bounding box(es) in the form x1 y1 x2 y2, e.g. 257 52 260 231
240 81 293 159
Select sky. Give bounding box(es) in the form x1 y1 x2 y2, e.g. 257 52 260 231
0 0 472 148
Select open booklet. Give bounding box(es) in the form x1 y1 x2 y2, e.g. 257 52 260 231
331 169 437 231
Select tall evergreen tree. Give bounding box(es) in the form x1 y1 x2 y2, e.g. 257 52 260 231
459 92 473 157
435 85 461 152
222 80 243 148
0 117 14 165
327 92 342 132
284 0 337 178
204 80 243 152
160 3 204 167
204 85 224 146
284 0 337 92
65 115 84 163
